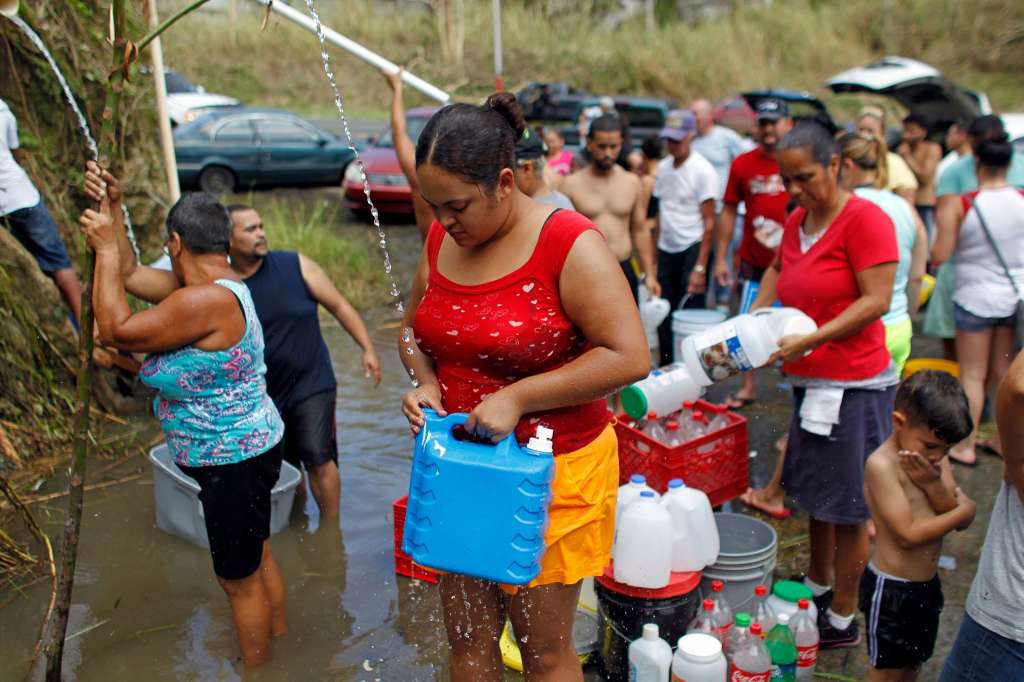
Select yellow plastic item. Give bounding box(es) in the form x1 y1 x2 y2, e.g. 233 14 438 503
919 273 936 307
902 357 961 379
500 604 598 672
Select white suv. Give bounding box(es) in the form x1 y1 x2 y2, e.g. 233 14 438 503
164 69 240 127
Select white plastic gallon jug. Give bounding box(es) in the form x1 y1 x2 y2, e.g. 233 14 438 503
629 623 673 681
661 479 719 568
621 364 704 420
614 475 658 553
680 309 817 385
614 491 673 589
639 287 672 351
671 633 727 682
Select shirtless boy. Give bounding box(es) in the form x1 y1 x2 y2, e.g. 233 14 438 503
897 113 942 234
861 370 977 681
561 114 659 301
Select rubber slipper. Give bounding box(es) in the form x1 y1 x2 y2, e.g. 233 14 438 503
977 440 1003 459
948 452 978 467
740 489 791 519
724 394 757 410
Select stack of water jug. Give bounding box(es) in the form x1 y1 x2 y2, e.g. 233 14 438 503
613 475 718 588
628 581 821 681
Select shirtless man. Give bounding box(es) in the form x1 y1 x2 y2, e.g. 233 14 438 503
898 112 942 235
561 114 659 302
862 371 976 680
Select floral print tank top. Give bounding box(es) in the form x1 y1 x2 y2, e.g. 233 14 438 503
140 279 284 467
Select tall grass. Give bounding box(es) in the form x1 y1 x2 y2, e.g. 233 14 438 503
160 0 1024 119
232 193 390 310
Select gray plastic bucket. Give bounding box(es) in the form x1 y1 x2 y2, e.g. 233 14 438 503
672 309 727 364
149 444 301 548
700 512 778 612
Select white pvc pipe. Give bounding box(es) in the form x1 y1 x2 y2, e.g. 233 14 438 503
252 0 450 104
146 0 181 202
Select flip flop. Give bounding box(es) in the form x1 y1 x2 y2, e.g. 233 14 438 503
740 489 791 519
948 452 978 467
724 394 757 410
977 440 1003 459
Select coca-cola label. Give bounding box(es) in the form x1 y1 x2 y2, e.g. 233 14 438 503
729 663 771 682
797 644 818 668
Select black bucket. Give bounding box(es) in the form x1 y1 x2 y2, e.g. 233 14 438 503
594 579 700 682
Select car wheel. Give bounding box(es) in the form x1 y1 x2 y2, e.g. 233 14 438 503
197 166 236 194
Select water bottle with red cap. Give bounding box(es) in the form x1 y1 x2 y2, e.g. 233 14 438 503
791 598 819 680
751 584 777 636
709 579 734 638
687 598 721 643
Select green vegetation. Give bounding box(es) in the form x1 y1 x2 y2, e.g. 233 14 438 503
162 0 1024 121
231 193 390 310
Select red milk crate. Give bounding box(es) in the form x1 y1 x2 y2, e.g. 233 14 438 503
392 496 439 584
614 399 748 507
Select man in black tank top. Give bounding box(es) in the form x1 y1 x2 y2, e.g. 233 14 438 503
228 205 382 521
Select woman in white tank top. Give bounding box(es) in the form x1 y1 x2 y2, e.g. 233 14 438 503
932 133 1024 464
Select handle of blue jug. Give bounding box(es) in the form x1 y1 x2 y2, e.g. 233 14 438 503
421 408 518 456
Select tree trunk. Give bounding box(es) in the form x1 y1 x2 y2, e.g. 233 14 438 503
434 0 465 65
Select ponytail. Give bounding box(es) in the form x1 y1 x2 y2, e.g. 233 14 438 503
838 131 888 189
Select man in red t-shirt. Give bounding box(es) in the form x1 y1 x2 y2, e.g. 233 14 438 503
712 98 792 408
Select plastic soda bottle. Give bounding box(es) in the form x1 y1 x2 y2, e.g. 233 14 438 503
710 580 734 638
687 598 720 643
725 612 752 663
705 403 730 432
751 584 777 637
643 411 667 442
765 613 798 681
665 420 683 447
730 623 772 682
791 599 819 680
685 411 709 439
628 623 673 682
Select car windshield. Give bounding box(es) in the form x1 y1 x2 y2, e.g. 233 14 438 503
375 116 430 148
164 71 197 94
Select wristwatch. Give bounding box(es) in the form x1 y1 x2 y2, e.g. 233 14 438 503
693 264 707 274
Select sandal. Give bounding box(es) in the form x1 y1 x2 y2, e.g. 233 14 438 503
977 440 1003 459
740 488 791 519
724 393 756 410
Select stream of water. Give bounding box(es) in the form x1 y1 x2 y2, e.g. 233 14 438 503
10 14 139 257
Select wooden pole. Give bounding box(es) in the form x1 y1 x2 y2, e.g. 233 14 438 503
145 0 181 202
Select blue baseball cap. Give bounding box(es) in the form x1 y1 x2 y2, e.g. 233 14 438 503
659 109 697 141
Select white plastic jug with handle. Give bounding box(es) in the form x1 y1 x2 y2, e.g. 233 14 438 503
614 491 673 589
661 478 719 568
660 479 703 572
680 310 818 385
614 475 658 553
629 623 674 682
671 633 727 682
639 286 672 351
620 365 704 420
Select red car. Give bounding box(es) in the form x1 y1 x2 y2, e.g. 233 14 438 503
343 107 438 215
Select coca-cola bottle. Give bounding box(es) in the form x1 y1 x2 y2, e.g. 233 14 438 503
791 598 819 680
751 584 776 636
687 598 720 643
710 579 734 638
726 612 753 664
730 622 772 682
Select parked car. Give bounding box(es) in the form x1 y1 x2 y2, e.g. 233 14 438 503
825 56 991 134
557 96 673 148
162 68 240 127
713 95 756 135
1004 113 1024 154
174 108 356 193
343 107 438 215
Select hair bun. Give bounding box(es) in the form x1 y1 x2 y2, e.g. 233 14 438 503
486 92 527 138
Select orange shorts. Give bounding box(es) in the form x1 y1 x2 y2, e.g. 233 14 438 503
500 424 619 595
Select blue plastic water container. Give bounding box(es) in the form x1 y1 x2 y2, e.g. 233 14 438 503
402 410 556 584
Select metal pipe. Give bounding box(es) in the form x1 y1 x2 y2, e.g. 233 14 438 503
491 0 502 91
252 0 450 104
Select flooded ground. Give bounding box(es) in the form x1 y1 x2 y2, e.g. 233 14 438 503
0 189 1003 680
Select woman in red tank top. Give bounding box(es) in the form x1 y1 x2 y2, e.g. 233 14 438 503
399 94 648 680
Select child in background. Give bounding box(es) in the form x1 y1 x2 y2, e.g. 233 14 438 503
861 370 977 680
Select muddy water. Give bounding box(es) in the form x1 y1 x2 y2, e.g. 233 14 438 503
0 190 1004 680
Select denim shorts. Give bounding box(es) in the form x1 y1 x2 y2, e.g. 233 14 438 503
953 302 1016 332
940 613 1024 682
1 200 73 272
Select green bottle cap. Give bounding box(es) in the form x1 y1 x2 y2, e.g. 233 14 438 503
620 385 649 420
735 612 752 627
772 580 813 604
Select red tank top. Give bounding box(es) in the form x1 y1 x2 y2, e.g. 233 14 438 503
413 210 611 455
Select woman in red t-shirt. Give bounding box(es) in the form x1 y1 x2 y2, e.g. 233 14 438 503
398 93 649 681
750 123 898 649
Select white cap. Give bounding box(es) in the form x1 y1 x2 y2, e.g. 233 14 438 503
642 623 660 640
677 633 722 663
526 425 554 454
777 612 791 625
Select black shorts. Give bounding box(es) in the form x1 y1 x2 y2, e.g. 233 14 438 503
178 442 283 581
619 259 639 303
281 390 338 471
859 564 943 670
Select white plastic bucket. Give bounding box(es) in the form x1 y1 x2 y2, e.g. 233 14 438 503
671 309 727 365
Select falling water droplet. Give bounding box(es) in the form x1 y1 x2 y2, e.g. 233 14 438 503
405 347 414 355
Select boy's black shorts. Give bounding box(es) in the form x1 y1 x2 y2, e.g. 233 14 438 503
859 563 944 669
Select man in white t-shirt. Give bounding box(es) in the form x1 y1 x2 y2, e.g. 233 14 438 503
0 98 81 325
653 109 719 365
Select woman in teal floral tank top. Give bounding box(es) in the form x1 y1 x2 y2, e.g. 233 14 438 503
80 176 285 668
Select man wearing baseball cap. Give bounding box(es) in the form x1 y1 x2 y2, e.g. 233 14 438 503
652 108 720 365
712 97 792 410
514 128 575 210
